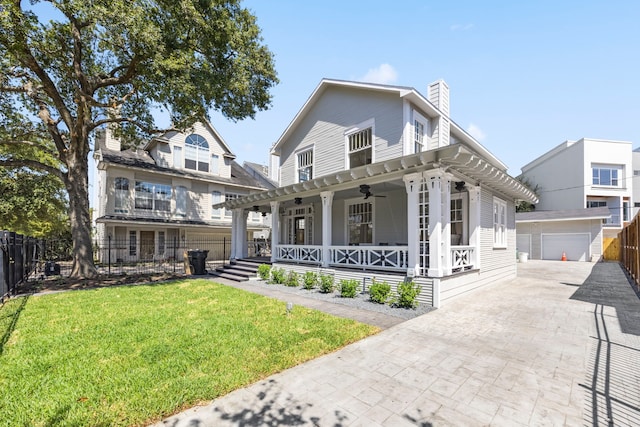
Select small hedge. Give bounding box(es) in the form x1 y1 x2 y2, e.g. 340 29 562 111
318 274 335 293
257 264 271 280
302 271 318 290
270 267 286 285
285 270 300 287
394 280 421 309
369 279 391 304
339 279 358 298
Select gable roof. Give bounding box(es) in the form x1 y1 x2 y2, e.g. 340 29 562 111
270 78 509 171
516 207 611 223
145 119 236 160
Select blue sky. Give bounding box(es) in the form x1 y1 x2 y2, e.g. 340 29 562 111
207 0 640 175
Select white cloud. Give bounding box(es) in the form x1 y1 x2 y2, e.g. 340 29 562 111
359 63 398 85
467 123 486 141
450 23 474 31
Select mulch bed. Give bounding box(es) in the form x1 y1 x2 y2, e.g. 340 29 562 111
18 273 183 294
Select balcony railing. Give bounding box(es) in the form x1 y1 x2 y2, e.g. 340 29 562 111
329 245 408 271
276 245 322 264
451 245 475 272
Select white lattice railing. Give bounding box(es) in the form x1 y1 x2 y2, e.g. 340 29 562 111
451 245 474 271
329 246 408 271
275 245 323 264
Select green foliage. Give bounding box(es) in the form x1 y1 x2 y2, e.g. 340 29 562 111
257 264 271 280
339 279 358 298
0 1 278 276
284 270 300 287
302 271 318 290
270 267 286 285
0 279 377 426
394 281 422 309
369 280 392 304
318 274 335 294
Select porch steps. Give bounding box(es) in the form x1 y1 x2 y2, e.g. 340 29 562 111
209 258 271 282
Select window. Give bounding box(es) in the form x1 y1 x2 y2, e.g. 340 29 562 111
114 177 129 213
129 231 137 256
493 197 507 247
634 170 640 176
211 191 222 218
173 146 182 168
623 201 630 222
347 202 373 245
587 200 607 208
451 197 464 245
592 166 620 186
135 181 171 212
297 149 313 182
158 231 165 254
414 120 424 153
176 186 187 216
211 154 220 175
224 193 242 218
184 134 209 172
347 125 373 168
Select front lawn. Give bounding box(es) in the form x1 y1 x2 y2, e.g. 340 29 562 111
0 279 378 426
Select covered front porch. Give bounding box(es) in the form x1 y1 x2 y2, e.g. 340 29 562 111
217 145 537 280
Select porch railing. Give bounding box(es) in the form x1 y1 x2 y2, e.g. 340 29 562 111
329 245 409 271
451 245 475 272
276 245 323 264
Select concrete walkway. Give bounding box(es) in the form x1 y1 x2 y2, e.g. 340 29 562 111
153 261 640 426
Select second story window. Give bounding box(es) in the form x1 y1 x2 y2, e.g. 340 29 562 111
175 186 187 217
348 127 372 168
592 165 621 187
135 181 171 212
114 177 129 213
185 134 209 172
211 191 222 218
414 120 424 153
297 149 313 182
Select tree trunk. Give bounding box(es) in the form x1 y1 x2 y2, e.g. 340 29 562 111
66 149 98 279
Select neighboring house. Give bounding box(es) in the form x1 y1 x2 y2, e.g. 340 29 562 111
633 147 640 218
93 121 269 262
516 207 611 262
519 138 634 238
215 78 537 307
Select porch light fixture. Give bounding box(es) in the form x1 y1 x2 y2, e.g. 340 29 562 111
455 181 466 192
253 205 260 212
261 212 267 217
294 197 302 205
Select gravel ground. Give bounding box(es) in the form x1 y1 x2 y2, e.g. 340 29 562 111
241 278 435 320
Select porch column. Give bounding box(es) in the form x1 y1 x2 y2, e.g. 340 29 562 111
230 208 240 261
320 191 334 267
239 209 249 259
270 201 280 263
403 173 421 277
442 173 452 276
231 208 248 260
468 185 481 270
424 170 443 277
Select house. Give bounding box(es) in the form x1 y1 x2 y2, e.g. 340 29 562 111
214 78 537 307
633 147 640 218
93 121 269 263
517 138 635 261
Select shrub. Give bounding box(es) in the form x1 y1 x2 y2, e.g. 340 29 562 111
369 279 391 304
257 264 271 280
285 270 300 287
339 279 358 298
270 267 286 285
302 271 318 290
394 280 421 309
318 274 335 293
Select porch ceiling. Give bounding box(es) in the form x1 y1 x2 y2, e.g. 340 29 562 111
215 145 538 211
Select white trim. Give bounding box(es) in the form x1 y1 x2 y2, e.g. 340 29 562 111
493 196 508 248
295 145 314 183
344 118 375 169
344 197 375 246
413 110 429 154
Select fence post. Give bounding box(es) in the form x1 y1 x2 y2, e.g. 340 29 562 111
108 235 112 275
223 237 226 263
173 236 177 273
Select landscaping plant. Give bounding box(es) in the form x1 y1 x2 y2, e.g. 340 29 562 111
339 279 358 298
285 270 300 287
394 280 422 309
319 273 335 293
270 267 286 284
369 279 392 304
302 271 318 290
257 264 271 280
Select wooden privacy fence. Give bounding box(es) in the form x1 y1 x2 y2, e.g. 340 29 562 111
620 212 640 288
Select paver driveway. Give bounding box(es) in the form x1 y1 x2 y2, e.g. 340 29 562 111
154 261 640 426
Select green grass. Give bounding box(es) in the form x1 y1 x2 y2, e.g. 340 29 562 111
0 280 378 426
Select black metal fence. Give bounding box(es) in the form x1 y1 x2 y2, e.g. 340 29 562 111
1 231 270 297
1 231 41 302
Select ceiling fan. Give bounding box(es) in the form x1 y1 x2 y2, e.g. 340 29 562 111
359 184 386 200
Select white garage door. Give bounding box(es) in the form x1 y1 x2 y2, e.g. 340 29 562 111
541 233 590 262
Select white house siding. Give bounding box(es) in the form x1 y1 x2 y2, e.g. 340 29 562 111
278 87 404 186
441 187 517 303
516 219 603 261
270 263 434 306
373 189 407 245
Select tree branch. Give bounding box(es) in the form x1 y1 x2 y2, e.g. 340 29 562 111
0 159 65 181
0 140 61 159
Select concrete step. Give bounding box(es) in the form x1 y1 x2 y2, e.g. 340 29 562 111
209 270 250 282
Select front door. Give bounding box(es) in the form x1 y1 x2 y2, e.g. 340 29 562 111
140 231 155 260
294 217 305 244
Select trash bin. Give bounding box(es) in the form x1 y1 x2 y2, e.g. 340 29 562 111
187 250 209 275
44 261 61 276
518 252 529 263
